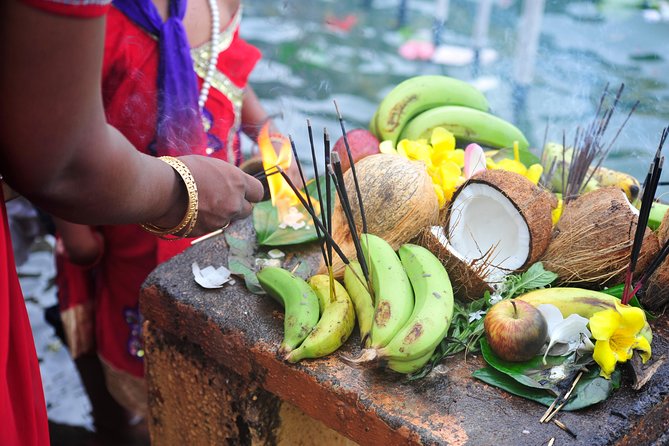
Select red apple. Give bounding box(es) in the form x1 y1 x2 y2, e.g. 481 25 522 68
332 128 380 172
483 299 547 362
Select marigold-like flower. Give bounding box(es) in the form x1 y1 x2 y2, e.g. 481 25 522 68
589 302 652 379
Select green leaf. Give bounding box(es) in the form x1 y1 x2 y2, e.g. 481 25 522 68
493 146 541 167
227 258 264 294
503 262 558 298
473 364 620 411
253 177 332 247
480 338 575 393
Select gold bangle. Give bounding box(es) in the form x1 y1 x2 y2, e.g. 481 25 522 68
140 156 199 240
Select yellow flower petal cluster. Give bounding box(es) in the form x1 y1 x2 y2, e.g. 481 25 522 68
589 302 652 379
381 128 545 208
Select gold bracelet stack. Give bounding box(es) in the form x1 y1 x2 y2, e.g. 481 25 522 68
140 156 199 240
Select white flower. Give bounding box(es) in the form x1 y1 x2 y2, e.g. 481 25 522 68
537 304 594 364
488 292 503 305
468 310 486 323
192 262 232 289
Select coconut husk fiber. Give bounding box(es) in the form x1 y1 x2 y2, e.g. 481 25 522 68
415 227 495 302
416 170 556 301
541 187 659 288
321 154 439 278
657 208 669 246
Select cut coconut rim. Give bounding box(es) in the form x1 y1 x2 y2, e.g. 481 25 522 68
446 182 532 277
430 226 509 286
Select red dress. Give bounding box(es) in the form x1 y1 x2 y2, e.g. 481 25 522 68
56 5 261 411
6 2 111 445
0 194 49 446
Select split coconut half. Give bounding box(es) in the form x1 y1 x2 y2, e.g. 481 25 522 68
419 169 556 301
541 187 659 288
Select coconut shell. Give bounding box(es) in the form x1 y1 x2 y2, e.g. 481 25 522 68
541 187 659 288
446 169 557 270
415 227 494 302
643 253 669 311
415 170 556 301
322 154 439 278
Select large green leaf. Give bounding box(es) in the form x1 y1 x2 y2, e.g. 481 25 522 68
480 338 574 393
253 177 333 247
473 366 619 411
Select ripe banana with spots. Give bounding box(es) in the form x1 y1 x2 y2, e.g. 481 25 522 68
285 275 356 363
398 105 529 151
373 75 490 145
343 261 375 347
516 286 652 343
376 244 454 363
591 166 641 203
257 267 320 354
362 233 415 348
515 287 620 319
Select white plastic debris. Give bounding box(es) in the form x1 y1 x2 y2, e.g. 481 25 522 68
192 262 232 289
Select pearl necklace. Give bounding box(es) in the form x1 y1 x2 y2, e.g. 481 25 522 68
197 0 221 111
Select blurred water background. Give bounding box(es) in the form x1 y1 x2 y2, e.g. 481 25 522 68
22 0 669 434
245 0 669 194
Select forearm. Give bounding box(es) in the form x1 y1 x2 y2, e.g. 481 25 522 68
0 1 185 227
240 86 269 143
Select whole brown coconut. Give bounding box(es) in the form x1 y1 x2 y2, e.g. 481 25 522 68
418 169 557 301
323 153 439 278
643 257 669 311
541 187 659 288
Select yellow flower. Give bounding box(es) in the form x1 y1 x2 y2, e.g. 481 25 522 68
492 158 527 176
397 139 430 163
526 164 544 185
551 197 563 225
433 183 446 208
589 302 652 379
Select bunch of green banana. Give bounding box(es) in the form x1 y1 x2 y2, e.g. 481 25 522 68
343 260 375 347
398 105 529 151
362 233 415 349
286 274 356 363
372 75 490 145
347 242 454 374
379 244 454 373
257 267 320 354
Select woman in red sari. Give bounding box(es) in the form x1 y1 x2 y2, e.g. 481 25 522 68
0 0 265 444
53 0 277 439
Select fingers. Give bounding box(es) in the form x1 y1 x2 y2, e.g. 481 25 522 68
244 173 265 203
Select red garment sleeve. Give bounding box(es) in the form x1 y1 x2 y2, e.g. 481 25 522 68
21 0 110 17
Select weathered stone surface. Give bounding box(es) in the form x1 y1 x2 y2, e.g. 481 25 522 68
141 217 669 446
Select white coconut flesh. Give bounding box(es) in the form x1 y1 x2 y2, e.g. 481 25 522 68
446 183 530 278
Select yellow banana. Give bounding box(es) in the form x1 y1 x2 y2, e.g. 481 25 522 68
591 166 641 203
343 261 375 347
516 287 652 344
257 267 320 354
363 233 415 348
285 275 356 363
374 75 489 145
376 244 454 362
398 106 529 151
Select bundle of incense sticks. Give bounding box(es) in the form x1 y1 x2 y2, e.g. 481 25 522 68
274 105 370 286
623 127 668 304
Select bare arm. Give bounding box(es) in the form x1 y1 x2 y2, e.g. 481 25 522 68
0 1 263 235
240 85 269 143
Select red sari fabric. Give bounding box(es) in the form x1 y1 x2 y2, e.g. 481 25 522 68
1 195 49 446
6 2 110 444
89 8 261 378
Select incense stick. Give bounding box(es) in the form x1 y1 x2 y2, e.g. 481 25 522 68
289 135 328 265
333 100 368 234
276 168 349 264
330 152 370 280
324 129 334 267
